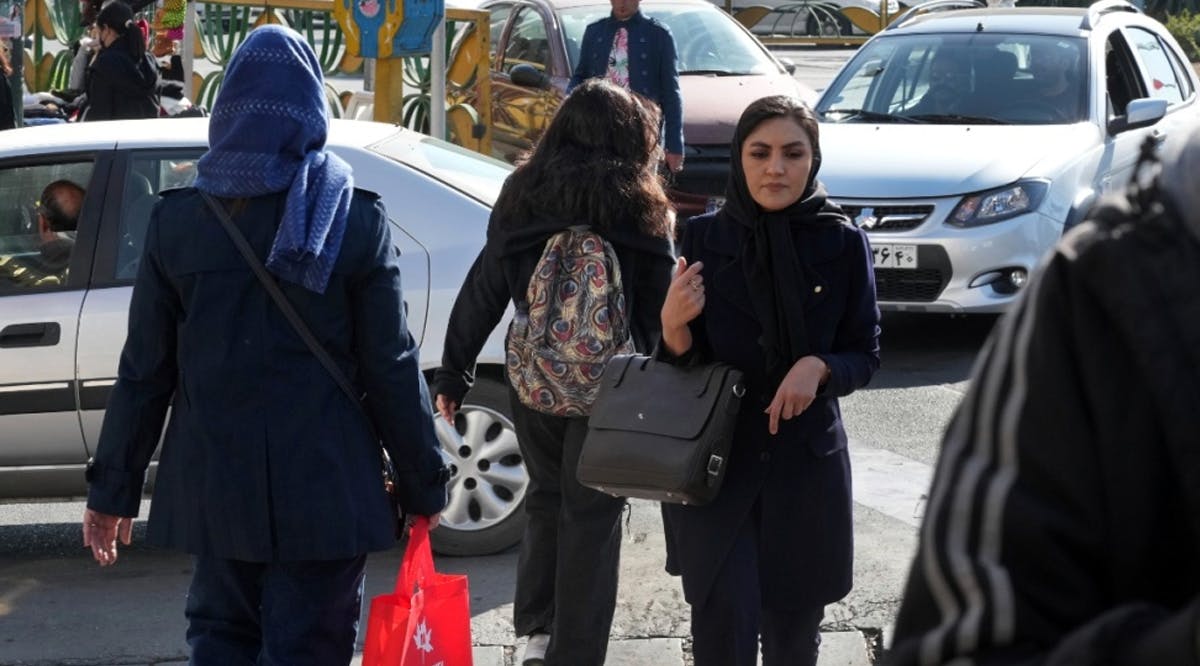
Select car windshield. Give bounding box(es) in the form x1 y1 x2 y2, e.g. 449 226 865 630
816 33 1088 125
370 134 512 205
561 4 781 76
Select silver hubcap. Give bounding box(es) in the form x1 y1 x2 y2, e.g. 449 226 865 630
434 405 527 532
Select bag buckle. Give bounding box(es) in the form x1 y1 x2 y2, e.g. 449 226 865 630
706 454 724 477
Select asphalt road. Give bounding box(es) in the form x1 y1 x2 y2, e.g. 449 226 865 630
0 311 1000 665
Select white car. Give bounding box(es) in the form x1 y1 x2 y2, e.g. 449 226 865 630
814 0 1199 312
0 118 526 556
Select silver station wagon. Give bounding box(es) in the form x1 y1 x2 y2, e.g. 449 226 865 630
815 0 1199 313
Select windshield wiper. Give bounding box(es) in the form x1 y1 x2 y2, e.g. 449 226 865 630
821 108 922 124
909 113 1011 125
679 69 742 76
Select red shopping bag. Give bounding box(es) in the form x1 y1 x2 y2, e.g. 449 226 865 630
362 517 474 666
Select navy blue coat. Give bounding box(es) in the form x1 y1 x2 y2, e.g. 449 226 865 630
568 11 684 155
662 211 880 610
86 188 447 562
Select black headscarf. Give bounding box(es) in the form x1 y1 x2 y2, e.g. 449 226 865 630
717 96 848 387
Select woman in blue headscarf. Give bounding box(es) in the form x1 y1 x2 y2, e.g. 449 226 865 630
81 25 448 664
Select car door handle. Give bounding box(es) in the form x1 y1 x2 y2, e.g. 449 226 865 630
0 322 62 348
1152 128 1168 144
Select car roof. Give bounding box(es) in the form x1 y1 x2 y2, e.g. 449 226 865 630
512 0 715 10
888 6 1094 36
0 118 404 158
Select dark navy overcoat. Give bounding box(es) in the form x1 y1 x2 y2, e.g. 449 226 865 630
86 188 447 562
662 211 880 610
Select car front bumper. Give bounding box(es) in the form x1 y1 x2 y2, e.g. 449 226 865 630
844 200 1061 314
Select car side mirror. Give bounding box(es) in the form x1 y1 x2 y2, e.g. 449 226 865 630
510 63 550 89
778 57 797 75
1107 97 1168 135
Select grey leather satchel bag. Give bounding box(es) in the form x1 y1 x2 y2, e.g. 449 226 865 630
576 354 745 506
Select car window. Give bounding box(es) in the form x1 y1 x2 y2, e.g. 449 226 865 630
1105 33 1144 118
818 33 1087 125
1125 27 1186 105
0 161 93 293
115 153 201 281
488 3 513 66
560 4 779 75
502 6 550 73
1162 36 1196 101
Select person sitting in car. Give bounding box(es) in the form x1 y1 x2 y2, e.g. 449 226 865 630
1026 40 1083 121
0 180 85 289
908 51 972 117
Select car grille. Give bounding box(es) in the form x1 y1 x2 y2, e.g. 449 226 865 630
838 204 935 232
875 245 951 303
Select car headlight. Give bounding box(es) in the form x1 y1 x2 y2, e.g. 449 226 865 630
947 180 1049 228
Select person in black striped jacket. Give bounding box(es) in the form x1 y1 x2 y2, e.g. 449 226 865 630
888 125 1200 666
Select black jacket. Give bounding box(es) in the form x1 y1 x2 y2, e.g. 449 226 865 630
661 211 880 610
888 196 1200 665
0 74 15 131
87 189 447 561
433 212 674 405
83 47 159 121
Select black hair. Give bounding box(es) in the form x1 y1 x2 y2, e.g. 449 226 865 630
39 180 86 232
732 95 822 192
96 0 147 62
492 78 673 239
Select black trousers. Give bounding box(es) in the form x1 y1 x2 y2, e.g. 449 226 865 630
184 554 366 666
690 514 824 666
509 387 626 666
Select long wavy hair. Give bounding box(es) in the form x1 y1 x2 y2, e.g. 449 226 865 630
492 78 673 239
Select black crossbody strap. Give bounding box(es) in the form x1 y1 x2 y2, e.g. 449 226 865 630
200 192 375 434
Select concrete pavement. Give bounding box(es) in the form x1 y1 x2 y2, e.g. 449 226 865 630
97 632 871 666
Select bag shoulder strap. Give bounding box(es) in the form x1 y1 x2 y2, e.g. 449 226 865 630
200 191 371 428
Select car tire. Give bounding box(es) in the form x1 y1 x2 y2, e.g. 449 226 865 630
429 377 530 556
805 10 851 37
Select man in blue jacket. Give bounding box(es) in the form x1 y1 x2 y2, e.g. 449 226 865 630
569 0 685 173
82 26 448 665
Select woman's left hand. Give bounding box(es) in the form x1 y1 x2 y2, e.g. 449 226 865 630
82 508 133 566
764 355 829 435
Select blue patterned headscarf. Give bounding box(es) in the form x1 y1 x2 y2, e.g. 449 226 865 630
194 25 353 294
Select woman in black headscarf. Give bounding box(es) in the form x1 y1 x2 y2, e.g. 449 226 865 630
659 94 880 666
81 0 159 121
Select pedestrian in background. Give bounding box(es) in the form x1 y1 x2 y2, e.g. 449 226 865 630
434 78 675 665
81 0 159 121
569 0 685 174
82 25 448 665
886 129 1200 665
0 41 15 131
659 94 880 666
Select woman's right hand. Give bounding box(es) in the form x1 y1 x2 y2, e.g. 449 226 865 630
434 394 457 424
660 257 705 355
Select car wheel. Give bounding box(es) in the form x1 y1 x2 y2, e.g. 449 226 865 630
805 10 850 37
429 377 529 556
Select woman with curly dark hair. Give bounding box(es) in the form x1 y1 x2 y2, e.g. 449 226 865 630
434 78 675 666
81 0 158 121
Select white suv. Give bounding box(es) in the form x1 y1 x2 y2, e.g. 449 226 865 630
814 0 1199 312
